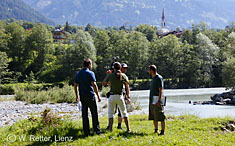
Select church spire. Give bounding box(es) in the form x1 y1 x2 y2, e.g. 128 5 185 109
161 8 166 28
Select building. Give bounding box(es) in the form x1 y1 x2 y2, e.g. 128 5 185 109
158 8 183 38
52 29 71 42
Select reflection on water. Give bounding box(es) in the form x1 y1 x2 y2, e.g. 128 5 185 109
131 88 235 118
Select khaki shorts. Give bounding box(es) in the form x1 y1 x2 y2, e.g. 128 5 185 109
108 95 128 118
148 104 166 121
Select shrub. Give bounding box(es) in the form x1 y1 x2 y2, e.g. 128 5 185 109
15 84 75 104
0 84 14 95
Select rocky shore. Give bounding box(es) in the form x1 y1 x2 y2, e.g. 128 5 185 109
0 97 146 127
191 90 235 105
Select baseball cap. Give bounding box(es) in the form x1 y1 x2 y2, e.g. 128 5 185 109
121 63 128 68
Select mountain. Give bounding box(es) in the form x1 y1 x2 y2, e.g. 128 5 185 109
0 0 54 25
22 0 235 29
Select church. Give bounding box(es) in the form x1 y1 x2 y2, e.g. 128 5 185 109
157 8 183 38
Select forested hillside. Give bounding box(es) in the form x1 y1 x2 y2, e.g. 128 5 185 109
0 0 54 25
22 0 235 28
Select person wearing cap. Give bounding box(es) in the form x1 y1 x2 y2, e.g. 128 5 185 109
102 62 131 132
148 65 166 135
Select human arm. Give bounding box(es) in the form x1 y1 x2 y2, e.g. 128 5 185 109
124 81 130 104
156 87 162 106
92 81 101 102
102 74 110 86
74 83 80 102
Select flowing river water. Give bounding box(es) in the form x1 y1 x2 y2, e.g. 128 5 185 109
130 88 235 118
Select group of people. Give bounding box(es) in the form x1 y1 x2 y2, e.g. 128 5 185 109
74 58 166 137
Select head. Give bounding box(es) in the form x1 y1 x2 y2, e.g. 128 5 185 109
113 62 122 80
148 65 157 76
83 58 92 70
113 62 121 71
121 63 128 73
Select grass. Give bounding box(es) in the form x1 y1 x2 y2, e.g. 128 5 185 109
14 84 75 104
0 113 234 146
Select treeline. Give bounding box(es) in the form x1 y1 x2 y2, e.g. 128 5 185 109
0 20 234 89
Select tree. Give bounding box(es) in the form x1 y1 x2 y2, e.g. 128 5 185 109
135 24 157 41
5 23 27 73
0 21 9 52
222 32 235 90
64 21 71 32
180 29 193 44
62 30 97 81
177 43 202 88
0 51 8 83
94 30 111 81
195 33 219 87
25 23 53 77
222 58 235 90
149 35 182 87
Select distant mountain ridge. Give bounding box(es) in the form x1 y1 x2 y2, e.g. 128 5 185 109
0 0 54 25
22 0 235 29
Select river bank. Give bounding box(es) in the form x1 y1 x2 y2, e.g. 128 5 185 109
0 98 146 127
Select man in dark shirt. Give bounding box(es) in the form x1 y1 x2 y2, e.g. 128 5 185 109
148 65 166 135
74 58 101 137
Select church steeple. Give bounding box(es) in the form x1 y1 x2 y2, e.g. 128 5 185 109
161 8 166 28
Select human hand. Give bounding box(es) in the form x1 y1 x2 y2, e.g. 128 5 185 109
76 97 80 102
98 96 101 102
156 102 161 107
106 70 112 75
126 98 130 104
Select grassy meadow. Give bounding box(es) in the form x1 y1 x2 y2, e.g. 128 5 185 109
0 113 234 146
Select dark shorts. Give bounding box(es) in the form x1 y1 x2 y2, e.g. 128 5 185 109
148 104 166 121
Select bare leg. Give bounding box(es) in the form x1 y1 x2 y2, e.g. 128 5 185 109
153 120 158 129
158 120 165 135
109 118 113 131
118 116 122 124
161 120 165 131
124 117 130 132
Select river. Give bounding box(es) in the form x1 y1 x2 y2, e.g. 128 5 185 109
130 88 235 118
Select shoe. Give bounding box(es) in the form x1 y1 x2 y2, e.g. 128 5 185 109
117 125 123 130
106 125 109 130
158 130 164 136
96 131 102 135
126 130 131 134
154 129 159 134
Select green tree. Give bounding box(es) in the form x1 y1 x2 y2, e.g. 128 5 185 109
122 31 149 79
222 58 235 90
94 30 111 81
62 30 96 81
5 23 27 73
25 23 53 77
135 24 157 41
0 21 9 52
222 32 235 90
0 51 8 83
195 33 219 87
177 43 202 88
149 35 182 87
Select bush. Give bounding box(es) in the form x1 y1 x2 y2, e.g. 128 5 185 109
0 84 15 95
15 84 75 104
101 86 110 97
0 82 66 95
127 98 142 112
3 108 81 145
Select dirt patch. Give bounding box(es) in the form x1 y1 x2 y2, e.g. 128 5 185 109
215 120 235 133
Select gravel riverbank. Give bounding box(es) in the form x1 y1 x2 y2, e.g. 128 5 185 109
0 97 146 127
